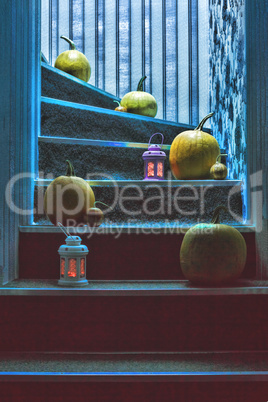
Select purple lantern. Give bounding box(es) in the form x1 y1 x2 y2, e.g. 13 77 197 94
142 133 166 180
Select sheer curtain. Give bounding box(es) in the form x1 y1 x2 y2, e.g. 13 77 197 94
41 0 209 124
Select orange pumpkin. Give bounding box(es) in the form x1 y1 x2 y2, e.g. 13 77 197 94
113 100 127 112
44 160 95 226
169 113 220 179
84 207 104 227
180 206 247 285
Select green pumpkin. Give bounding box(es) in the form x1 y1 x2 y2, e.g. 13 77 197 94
210 154 228 180
55 36 91 82
120 76 157 118
180 206 247 285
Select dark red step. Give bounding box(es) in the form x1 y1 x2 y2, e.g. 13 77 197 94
19 231 256 280
0 290 267 353
0 351 268 402
1 380 268 402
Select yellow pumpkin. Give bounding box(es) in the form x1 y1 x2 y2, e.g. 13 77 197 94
169 113 220 179
120 76 157 118
44 160 95 226
210 154 228 179
55 36 91 82
180 206 247 285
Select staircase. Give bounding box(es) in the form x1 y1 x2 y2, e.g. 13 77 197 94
0 63 267 401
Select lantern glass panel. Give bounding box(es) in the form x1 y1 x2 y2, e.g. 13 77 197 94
61 258 65 277
157 162 163 177
80 258 85 278
68 258 77 277
148 162 155 177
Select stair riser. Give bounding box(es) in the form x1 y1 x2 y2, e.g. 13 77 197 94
39 141 161 181
19 232 256 280
38 142 229 184
34 181 243 226
0 294 266 352
42 64 120 109
1 381 268 402
41 100 198 143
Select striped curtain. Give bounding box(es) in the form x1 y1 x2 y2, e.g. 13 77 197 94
41 0 209 125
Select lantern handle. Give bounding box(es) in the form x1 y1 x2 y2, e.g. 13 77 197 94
57 222 76 240
148 133 164 148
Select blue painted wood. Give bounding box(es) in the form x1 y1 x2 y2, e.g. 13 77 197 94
246 0 268 278
0 0 40 283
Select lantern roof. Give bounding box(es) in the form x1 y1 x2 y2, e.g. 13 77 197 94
142 144 166 159
65 235 82 246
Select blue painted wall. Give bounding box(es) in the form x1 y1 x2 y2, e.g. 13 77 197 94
209 0 247 219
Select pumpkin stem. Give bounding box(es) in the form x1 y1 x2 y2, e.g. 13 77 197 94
66 160 75 176
113 100 120 107
137 76 147 91
60 35 76 50
216 153 227 163
93 201 113 211
211 205 229 224
195 112 214 131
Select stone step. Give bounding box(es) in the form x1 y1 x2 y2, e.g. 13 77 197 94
38 137 163 181
38 137 225 182
0 280 266 354
41 96 202 144
18 231 256 280
42 62 121 109
34 179 243 227
1 352 268 401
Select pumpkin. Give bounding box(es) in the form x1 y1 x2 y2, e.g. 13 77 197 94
120 76 157 118
44 160 95 226
83 201 110 227
84 207 104 228
169 113 220 179
54 36 91 82
180 206 247 285
210 154 228 180
113 100 127 113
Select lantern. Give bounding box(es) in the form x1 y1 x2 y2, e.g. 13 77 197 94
58 224 89 287
142 133 166 180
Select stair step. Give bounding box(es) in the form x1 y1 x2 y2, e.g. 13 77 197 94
42 63 120 109
37 134 227 180
0 280 266 353
0 351 267 380
38 137 169 182
41 96 201 144
18 230 255 280
1 370 268 402
0 279 265 295
34 179 243 226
